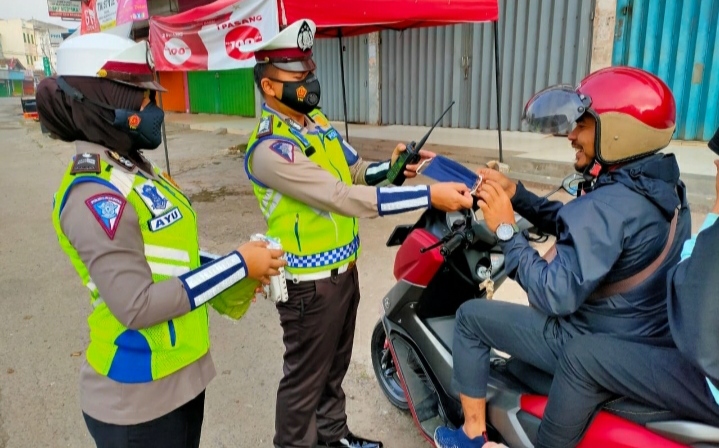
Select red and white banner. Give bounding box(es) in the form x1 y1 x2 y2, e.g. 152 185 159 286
149 0 279 72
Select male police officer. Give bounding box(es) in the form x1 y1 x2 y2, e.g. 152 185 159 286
240 19 473 448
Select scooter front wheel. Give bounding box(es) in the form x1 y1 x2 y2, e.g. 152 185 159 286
371 320 409 411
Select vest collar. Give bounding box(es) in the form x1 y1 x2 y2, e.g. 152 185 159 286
262 103 317 133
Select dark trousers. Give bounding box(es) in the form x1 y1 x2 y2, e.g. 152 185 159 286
274 267 361 448
452 299 574 398
537 335 719 448
83 390 205 448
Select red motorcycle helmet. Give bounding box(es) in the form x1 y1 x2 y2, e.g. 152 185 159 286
522 66 676 165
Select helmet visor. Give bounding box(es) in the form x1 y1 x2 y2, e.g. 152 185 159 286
522 85 591 135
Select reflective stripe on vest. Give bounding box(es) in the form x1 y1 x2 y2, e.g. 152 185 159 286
51 156 209 384
245 107 362 275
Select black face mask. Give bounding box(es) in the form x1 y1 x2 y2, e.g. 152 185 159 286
270 73 321 114
56 77 164 151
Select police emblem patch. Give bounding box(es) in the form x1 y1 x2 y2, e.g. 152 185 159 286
269 140 297 163
135 180 173 216
85 193 126 239
326 129 339 140
297 21 314 51
257 115 274 138
70 153 101 175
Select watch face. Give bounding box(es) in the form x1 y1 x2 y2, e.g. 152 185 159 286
497 224 515 241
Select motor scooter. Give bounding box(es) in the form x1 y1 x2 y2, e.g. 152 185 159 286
371 174 719 447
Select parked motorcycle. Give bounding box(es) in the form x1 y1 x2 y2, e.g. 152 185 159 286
371 173 719 448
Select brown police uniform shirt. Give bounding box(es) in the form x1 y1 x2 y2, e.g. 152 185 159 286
60 142 215 425
250 113 384 218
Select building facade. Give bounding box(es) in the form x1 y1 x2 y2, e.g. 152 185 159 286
141 0 716 142
30 20 69 75
0 19 39 70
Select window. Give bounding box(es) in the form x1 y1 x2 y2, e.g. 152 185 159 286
31 35 34 44
23 33 26 43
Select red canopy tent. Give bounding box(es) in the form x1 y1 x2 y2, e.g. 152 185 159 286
276 0 504 160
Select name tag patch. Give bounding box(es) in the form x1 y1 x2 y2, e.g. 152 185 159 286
135 180 173 217
149 207 183 232
325 129 339 140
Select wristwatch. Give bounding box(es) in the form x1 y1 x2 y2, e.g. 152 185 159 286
496 223 519 242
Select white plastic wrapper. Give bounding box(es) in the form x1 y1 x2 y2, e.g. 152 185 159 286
250 234 288 303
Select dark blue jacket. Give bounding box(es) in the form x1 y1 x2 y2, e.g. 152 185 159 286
500 153 690 337
668 220 719 383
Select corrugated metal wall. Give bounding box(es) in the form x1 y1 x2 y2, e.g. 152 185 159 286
380 0 595 130
612 0 719 141
313 36 369 123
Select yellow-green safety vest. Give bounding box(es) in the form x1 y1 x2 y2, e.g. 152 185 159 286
245 107 361 275
51 157 210 384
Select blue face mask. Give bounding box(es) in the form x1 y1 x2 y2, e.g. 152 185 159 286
417 155 481 190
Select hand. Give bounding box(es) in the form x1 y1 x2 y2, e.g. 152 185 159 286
429 182 473 211
476 179 516 232
475 167 517 198
713 160 719 214
237 241 287 285
391 143 436 179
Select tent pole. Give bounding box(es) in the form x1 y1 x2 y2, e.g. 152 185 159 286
338 29 350 141
493 20 503 163
156 71 171 176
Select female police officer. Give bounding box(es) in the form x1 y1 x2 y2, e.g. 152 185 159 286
38 32 286 448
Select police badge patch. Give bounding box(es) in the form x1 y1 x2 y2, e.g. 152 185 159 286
135 180 173 217
71 153 101 175
85 193 126 240
269 140 297 163
297 21 314 51
257 115 274 138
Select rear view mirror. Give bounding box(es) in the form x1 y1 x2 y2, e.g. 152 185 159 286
561 173 584 196
386 225 413 247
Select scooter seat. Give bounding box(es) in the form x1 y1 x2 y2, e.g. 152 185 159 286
504 358 680 425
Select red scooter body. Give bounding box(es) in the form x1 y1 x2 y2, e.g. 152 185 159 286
371 208 719 448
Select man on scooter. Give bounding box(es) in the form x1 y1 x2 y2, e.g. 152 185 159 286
434 66 691 448
532 126 719 448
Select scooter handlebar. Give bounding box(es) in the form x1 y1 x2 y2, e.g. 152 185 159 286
440 233 465 256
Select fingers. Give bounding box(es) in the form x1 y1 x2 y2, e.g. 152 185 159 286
260 276 270 285
268 248 285 259
417 149 436 159
265 268 281 277
268 258 286 270
404 170 417 178
481 180 502 201
477 199 489 212
395 143 407 152
715 160 719 171
458 193 473 209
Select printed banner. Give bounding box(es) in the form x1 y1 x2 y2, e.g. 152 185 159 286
47 0 82 20
81 0 149 34
149 0 278 71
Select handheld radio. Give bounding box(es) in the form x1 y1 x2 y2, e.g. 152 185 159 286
386 101 456 186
